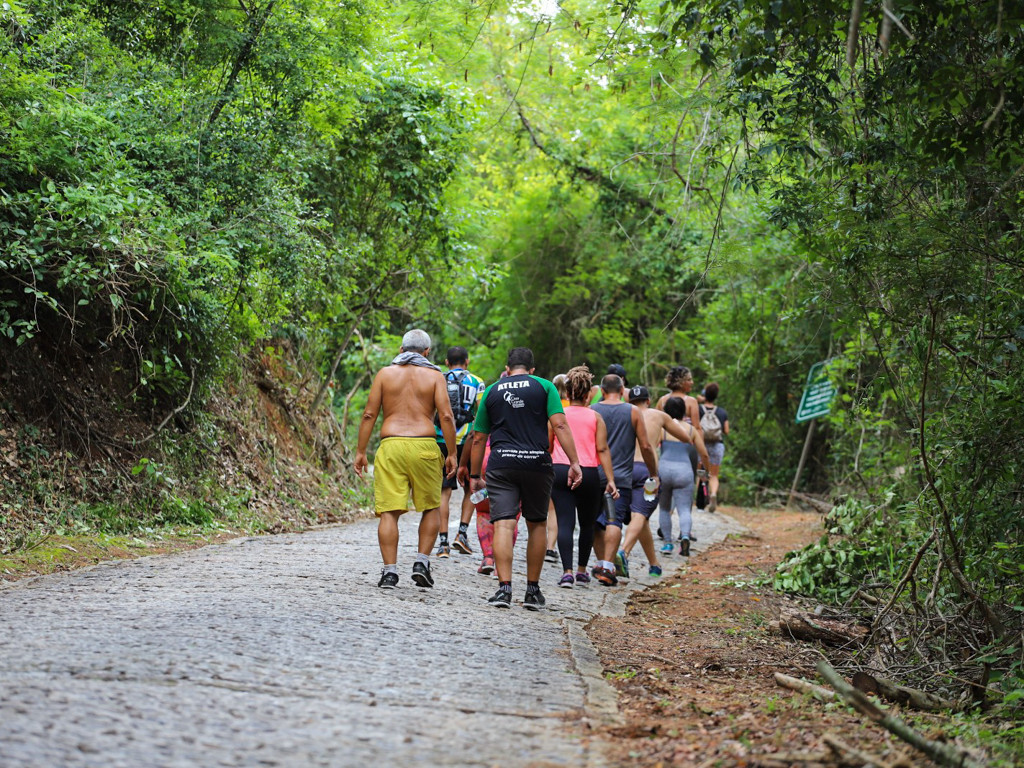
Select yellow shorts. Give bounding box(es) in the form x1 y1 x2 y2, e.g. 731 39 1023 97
373 437 443 515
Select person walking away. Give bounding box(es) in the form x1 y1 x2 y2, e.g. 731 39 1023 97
590 363 627 404
469 348 582 609
544 373 570 563
434 346 486 558
590 374 658 585
355 330 458 589
698 382 729 513
620 386 709 574
458 434 522 574
657 397 707 556
655 365 704 522
548 366 618 588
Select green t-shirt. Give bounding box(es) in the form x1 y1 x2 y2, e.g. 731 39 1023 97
473 374 564 470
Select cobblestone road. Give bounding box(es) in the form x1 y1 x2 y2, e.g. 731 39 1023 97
0 501 742 767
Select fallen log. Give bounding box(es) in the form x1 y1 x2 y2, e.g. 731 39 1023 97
774 672 838 702
851 671 958 712
817 661 983 768
759 487 834 514
772 611 869 647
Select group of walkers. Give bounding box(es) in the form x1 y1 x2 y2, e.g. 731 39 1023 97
354 330 729 609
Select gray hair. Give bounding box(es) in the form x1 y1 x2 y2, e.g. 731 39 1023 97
401 329 431 353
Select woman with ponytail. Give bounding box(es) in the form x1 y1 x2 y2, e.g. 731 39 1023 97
548 366 618 587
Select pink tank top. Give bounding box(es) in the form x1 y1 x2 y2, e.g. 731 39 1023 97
551 406 600 467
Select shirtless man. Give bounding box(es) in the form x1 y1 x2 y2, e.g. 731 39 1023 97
621 386 710 572
355 329 458 589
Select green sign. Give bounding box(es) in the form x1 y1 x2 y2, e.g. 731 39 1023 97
795 361 836 423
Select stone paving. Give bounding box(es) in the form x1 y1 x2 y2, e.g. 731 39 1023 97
0 501 743 767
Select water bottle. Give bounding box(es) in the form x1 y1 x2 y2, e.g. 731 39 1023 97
643 476 659 502
603 492 616 519
469 488 488 505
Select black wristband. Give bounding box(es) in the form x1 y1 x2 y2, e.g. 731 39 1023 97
470 474 481 479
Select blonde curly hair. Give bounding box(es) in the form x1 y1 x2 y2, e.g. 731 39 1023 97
564 365 593 403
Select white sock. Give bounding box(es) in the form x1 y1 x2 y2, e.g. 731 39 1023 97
383 564 398 575
415 553 430 566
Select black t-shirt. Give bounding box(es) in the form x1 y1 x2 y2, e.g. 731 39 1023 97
473 374 564 470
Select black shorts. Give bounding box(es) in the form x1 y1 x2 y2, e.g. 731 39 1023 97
438 442 467 491
485 465 554 523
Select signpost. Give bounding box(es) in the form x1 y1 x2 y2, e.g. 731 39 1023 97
795 361 837 424
788 361 837 508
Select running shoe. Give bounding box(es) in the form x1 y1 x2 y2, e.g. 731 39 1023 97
615 550 630 578
452 531 473 554
488 588 512 608
411 561 434 588
593 567 618 587
558 573 575 589
649 565 663 578
660 542 674 555
378 571 399 589
524 587 546 611
708 495 717 514
679 532 698 543
679 538 690 557
478 556 495 575
544 549 558 563
575 571 591 587
656 526 664 540
435 542 451 558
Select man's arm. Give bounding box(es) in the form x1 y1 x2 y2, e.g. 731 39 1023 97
457 428 473 485
469 430 488 491
632 406 658 478
549 412 582 489
434 373 458 479
594 413 618 498
659 410 711 466
354 371 384 477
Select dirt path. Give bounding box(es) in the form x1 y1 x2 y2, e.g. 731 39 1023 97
586 506 928 767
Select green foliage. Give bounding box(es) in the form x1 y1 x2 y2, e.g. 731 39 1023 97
774 496 912 602
653 0 1024 716
1 0 472 407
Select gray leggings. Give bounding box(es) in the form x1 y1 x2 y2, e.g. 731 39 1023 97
658 458 694 540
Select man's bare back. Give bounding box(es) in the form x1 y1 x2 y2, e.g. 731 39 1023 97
376 365 447 438
634 406 672 462
354 361 457 478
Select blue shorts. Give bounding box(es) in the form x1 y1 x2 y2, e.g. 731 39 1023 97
706 441 725 467
630 462 658 519
596 481 631 529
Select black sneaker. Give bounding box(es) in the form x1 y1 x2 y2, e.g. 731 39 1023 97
452 531 473 554
378 571 399 589
680 538 690 557
656 526 664 540
544 549 558 563
524 588 546 611
411 561 434 588
488 588 512 608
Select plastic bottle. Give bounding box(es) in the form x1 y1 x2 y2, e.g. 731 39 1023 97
643 476 659 502
469 488 488 505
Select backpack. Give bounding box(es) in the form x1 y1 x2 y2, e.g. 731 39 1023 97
700 404 723 443
436 370 474 430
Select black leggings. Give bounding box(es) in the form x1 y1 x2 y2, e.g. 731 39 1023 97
551 465 603 570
